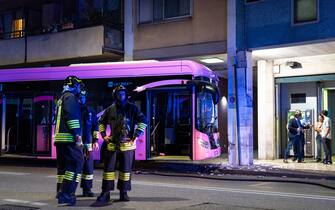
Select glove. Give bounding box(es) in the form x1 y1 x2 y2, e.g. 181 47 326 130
93 142 100 151
103 136 111 143
84 149 91 160
75 135 83 148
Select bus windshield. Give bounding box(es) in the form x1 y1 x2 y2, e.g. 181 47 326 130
196 85 219 149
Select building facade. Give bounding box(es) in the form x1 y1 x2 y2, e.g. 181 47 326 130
0 0 229 157
237 0 335 159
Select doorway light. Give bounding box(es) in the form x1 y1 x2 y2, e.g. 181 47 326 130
200 58 224 64
286 61 302 69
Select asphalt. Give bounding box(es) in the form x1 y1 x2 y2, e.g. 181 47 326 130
1 155 335 190
133 157 335 190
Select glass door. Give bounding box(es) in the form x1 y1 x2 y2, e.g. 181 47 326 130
4 95 33 155
33 95 54 155
148 88 192 159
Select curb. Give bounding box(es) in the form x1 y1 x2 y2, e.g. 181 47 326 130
134 161 335 180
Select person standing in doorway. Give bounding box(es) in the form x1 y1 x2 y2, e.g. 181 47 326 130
287 110 309 163
321 110 332 164
284 115 295 163
315 114 324 162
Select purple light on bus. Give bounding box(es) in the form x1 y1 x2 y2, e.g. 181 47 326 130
0 60 217 83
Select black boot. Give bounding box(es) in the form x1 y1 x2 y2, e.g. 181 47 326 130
97 191 110 203
119 191 129 202
83 189 95 197
55 183 62 198
58 192 76 206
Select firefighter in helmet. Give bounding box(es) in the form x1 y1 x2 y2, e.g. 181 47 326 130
97 85 147 203
55 76 84 206
79 85 99 197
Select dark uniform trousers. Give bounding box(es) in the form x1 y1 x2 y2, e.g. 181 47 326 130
81 152 94 190
102 149 135 192
56 143 84 195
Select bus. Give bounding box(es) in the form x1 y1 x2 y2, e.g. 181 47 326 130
0 60 221 161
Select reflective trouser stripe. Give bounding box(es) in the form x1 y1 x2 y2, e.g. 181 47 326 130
119 172 131 181
103 172 115 181
57 175 64 184
75 174 81 183
64 171 74 181
82 174 93 180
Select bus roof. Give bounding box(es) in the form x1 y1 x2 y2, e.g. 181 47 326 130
0 60 218 83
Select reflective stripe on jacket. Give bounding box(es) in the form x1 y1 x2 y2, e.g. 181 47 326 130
54 92 81 144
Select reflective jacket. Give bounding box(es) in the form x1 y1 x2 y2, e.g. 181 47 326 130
54 92 81 144
99 102 147 151
82 106 99 151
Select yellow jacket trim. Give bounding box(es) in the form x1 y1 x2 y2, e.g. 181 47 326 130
120 142 136 151
107 142 116 151
66 119 80 129
93 131 99 139
99 124 106 132
55 102 62 133
54 133 74 143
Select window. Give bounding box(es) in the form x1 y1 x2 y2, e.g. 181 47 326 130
291 93 306 103
12 18 24 38
138 0 192 24
293 0 318 24
245 0 260 3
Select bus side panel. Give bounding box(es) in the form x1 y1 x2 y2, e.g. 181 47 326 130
135 129 146 160
37 125 56 159
193 129 221 160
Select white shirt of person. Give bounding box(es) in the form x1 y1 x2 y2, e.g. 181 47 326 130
322 116 331 139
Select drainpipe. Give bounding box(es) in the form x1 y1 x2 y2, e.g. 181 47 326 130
124 0 134 61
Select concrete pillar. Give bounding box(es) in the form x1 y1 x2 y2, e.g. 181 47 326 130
236 51 253 165
124 0 134 61
227 0 238 166
257 60 276 159
1 95 5 152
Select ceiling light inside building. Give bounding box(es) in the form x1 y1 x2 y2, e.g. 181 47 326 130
200 58 224 64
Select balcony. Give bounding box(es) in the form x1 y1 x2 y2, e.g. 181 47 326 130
0 24 123 66
0 0 124 66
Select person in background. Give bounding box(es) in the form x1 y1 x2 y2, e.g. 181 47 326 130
287 110 310 163
284 115 295 163
321 110 332 164
79 86 100 197
315 114 324 162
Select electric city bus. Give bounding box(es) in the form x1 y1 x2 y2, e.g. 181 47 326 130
0 60 220 161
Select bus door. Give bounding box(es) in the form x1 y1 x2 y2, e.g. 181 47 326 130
148 87 192 160
33 95 54 155
3 94 34 155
